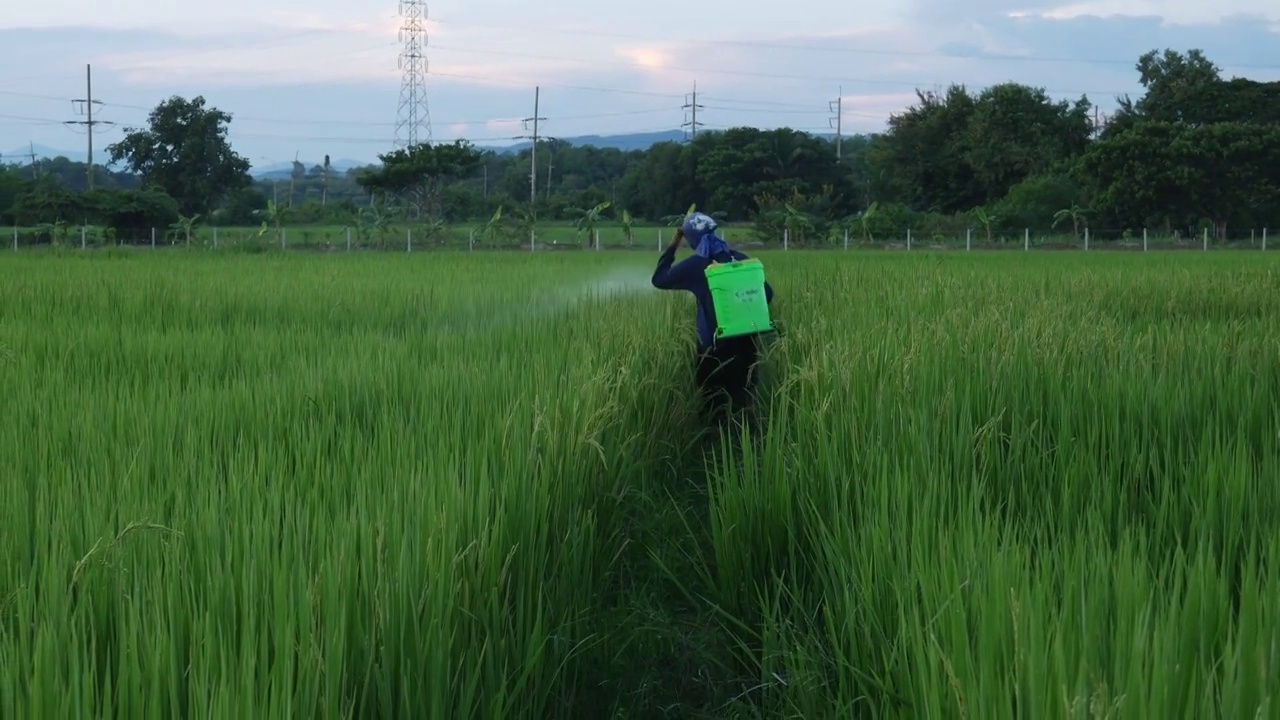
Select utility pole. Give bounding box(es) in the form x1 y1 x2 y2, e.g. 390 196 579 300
322 154 330 205
530 86 539 206
64 64 112 190
1089 105 1111 138
682 81 703 141
511 86 547 250
27 142 39 178
515 86 546 208
829 86 843 160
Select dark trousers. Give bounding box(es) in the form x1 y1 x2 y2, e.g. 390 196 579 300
694 334 762 421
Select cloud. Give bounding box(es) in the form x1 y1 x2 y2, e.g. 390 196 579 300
3 10 1279 164
484 118 525 137
908 0 1279 26
617 46 671 72
1038 2 1279 24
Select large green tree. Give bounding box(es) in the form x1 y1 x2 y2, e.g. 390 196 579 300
695 127 853 219
106 95 252 216
1079 121 1280 235
355 140 484 217
869 83 1093 214
962 83 1092 201
1108 49 1280 133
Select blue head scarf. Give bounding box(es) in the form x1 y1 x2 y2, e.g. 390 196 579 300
681 212 731 259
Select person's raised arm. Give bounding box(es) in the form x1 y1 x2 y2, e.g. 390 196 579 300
651 230 700 290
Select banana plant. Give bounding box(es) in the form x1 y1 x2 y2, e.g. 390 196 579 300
256 200 287 244
513 206 537 248
570 200 611 249
479 205 506 247
51 220 69 247
1052 204 1087 241
419 217 447 246
781 202 815 246
170 213 200 245
620 209 635 246
974 206 997 244
660 203 698 227
860 201 879 243
363 206 391 247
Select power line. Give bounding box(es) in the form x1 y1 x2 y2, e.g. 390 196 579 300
94 28 356 76
424 43 1142 97
424 69 686 99
429 17 1280 71
95 105 677 128
0 114 66 126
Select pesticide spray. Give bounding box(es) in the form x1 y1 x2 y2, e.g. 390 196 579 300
445 265 660 337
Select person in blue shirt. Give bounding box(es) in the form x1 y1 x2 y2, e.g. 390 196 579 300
651 211 775 419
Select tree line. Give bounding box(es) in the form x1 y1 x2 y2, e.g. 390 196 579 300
2 48 1277 243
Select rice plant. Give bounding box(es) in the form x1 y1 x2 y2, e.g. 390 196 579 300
3 250 1278 718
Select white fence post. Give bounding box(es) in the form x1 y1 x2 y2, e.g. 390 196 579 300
783 228 789 250
657 230 662 251
1084 227 1089 251
213 227 219 249
843 228 849 250
151 227 156 249
1143 227 1148 252
1203 227 1208 251
906 228 911 251
468 229 474 251
281 228 286 250
346 227 352 251
406 228 411 252
594 229 600 250
1023 228 1029 251
966 228 971 251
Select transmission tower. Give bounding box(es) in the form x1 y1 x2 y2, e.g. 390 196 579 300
828 86 843 160
682 82 703 142
395 0 432 148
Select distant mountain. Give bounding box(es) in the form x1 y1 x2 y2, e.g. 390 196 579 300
479 129 843 154
481 130 688 154
14 128 848 178
2 144 85 164
245 131 690 177
250 157 370 180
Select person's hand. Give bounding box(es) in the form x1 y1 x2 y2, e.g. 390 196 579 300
668 228 684 250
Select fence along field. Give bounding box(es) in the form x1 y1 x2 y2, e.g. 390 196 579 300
3 250 1279 717
3 221 1274 251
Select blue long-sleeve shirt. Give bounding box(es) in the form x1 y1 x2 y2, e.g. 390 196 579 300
651 245 775 349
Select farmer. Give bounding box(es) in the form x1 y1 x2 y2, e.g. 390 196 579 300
651 211 775 419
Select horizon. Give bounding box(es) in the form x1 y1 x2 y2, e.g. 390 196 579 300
2 1 1278 168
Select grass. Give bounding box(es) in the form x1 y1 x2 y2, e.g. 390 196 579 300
3 249 1279 718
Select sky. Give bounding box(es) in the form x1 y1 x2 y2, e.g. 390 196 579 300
1 0 1278 169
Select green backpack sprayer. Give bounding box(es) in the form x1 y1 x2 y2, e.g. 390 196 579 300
704 258 775 340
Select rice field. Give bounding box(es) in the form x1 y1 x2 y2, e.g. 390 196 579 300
3 249 1279 718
